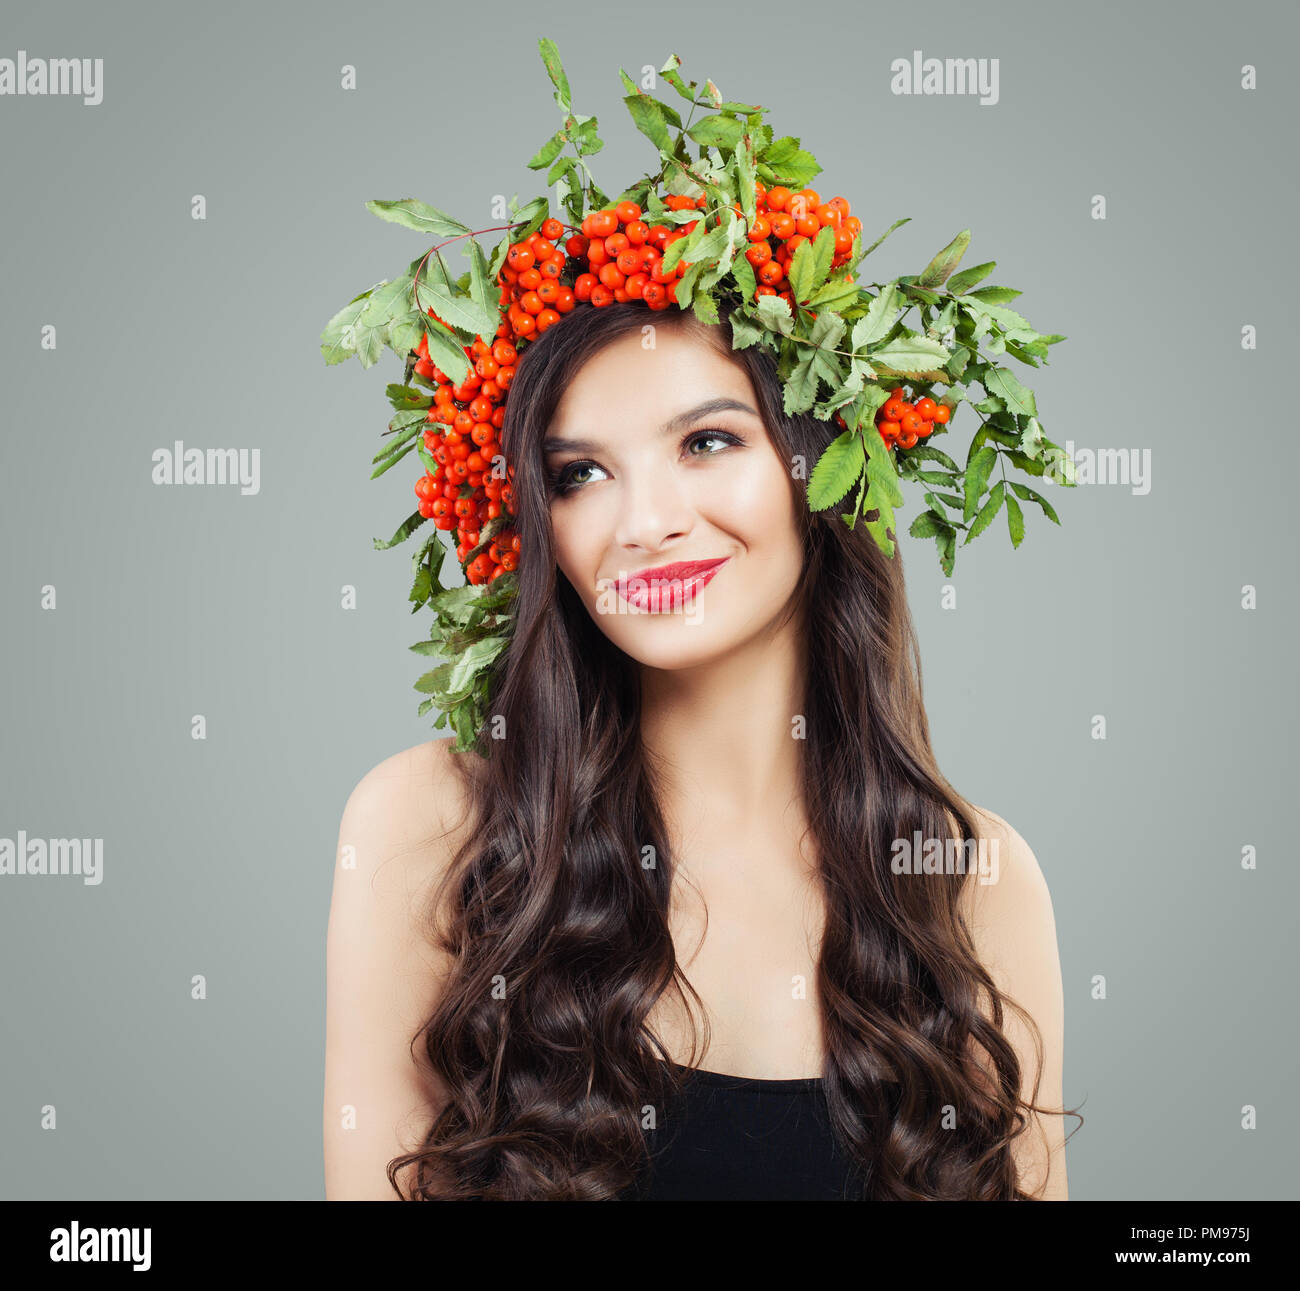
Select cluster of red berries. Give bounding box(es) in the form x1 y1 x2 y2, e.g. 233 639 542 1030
832 388 952 450
410 324 518 585
403 182 871 586
738 184 862 308
875 388 951 448
497 181 864 327
499 204 698 327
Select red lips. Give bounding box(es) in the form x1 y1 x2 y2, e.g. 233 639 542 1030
615 557 729 589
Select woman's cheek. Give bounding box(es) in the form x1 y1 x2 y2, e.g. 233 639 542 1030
551 503 604 606
697 454 792 539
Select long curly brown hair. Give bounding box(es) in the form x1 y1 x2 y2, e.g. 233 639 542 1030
388 299 1078 1199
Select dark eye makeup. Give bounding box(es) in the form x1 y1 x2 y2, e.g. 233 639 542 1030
545 427 746 497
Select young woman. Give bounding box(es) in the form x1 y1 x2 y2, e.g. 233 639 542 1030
323 300 1072 1201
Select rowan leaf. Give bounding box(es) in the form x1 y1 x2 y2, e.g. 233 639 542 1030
945 261 996 294
964 480 1006 544
866 335 950 373
807 430 865 511
984 366 1038 418
1009 480 1061 524
374 510 427 550
851 285 898 349
366 199 471 238
1005 491 1025 548
963 445 998 522
917 229 971 288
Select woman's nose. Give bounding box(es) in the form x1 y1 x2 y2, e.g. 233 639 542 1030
612 462 696 553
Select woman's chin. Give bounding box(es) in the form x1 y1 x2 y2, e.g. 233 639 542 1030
601 620 737 673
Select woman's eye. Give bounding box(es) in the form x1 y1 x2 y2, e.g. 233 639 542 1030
549 461 607 495
548 430 743 496
685 429 742 456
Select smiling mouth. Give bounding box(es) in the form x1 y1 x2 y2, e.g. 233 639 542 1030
611 557 730 613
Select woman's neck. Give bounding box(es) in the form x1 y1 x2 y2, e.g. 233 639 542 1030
638 607 809 863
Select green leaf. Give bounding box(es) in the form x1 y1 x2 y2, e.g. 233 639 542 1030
419 314 472 384
372 421 423 464
386 312 425 359
945 261 996 294
807 429 865 510
728 306 764 349
858 217 909 260
1004 450 1045 477
731 250 757 303
1018 415 1045 460
366 199 470 238
909 511 945 539
923 489 966 513
623 91 674 151
755 294 794 335
907 444 960 472
659 53 700 104
359 275 417 329
851 285 898 349
917 229 971 289
687 114 744 150
414 277 499 342
547 153 577 186
1005 491 1025 548
537 37 571 112
386 385 432 411
370 438 417 479
964 480 1006 544
965 285 1022 306
465 238 497 323
672 214 736 273
983 366 1038 418
860 423 906 557
788 225 836 303
374 510 427 550
757 135 822 188
808 278 860 312
783 354 820 416
866 334 951 373
955 294 1033 335
963 445 998 522
527 129 567 170
736 130 758 224
320 296 371 366
692 290 720 325
1009 480 1061 524
443 634 511 696
936 527 956 576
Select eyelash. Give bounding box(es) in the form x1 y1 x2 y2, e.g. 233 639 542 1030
546 428 746 496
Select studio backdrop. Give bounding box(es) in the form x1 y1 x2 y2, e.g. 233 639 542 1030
0 0 1294 1200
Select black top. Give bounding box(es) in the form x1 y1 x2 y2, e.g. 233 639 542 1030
623 1061 865 1200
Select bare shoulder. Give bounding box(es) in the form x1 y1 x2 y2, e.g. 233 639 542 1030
951 801 1059 1002
953 803 1068 1199
955 804 1054 931
339 737 478 865
324 737 480 1199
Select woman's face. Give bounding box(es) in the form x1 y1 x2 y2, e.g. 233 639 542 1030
543 323 805 672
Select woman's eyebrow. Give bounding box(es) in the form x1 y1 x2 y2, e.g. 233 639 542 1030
543 396 760 454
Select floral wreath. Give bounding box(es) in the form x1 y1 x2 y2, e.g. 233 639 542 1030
321 39 1076 754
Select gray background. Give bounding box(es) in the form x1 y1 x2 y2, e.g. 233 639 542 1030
1 0 1294 1200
